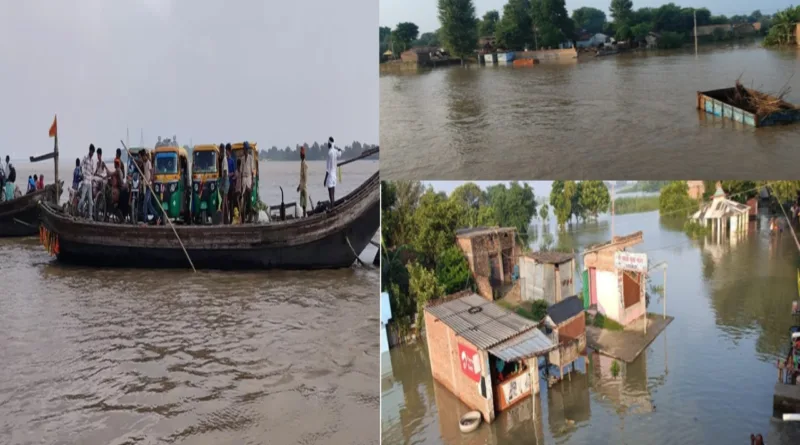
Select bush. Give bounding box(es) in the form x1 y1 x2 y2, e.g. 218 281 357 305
657 31 685 49
591 313 624 331
436 246 473 294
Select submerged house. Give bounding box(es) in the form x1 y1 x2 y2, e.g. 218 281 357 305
424 292 556 423
518 252 576 305
582 232 648 327
691 183 749 242
456 227 518 301
543 295 587 378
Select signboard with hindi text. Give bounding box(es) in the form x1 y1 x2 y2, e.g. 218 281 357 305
614 251 648 272
457 343 482 383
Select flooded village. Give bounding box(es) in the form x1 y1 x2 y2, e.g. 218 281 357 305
380 180 800 444
379 2 800 179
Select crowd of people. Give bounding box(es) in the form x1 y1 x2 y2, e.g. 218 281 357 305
2 135 345 224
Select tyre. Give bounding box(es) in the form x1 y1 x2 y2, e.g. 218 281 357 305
459 411 481 433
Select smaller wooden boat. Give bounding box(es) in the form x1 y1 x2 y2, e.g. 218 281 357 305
697 85 800 127
0 182 62 237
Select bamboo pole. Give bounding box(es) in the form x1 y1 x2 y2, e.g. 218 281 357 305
120 139 196 273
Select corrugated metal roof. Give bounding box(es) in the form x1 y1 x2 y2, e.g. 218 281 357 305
488 327 555 362
425 293 545 350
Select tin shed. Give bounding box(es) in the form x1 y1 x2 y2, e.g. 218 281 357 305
424 292 555 423
519 252 576 305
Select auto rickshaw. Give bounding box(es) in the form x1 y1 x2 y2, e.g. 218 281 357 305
191 144 220 224
153 145 190 222
230 141 260 218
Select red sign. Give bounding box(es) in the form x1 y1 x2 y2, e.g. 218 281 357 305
457 343 482 382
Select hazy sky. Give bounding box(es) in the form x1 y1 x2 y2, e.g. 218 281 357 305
1 0 378 160
381 0 787 33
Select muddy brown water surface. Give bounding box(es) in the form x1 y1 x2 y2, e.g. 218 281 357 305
380 44 800 180
382 208 800 445
0 161 379 444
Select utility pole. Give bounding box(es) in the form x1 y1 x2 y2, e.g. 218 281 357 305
611 183 615 239
694 11 699 57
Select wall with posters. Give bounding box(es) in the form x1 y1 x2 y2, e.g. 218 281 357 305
424 310 495 422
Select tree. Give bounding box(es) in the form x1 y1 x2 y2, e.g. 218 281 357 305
719 181 757 203
392 22 419 53
766 181 800 203
550 180 576 228
414 31 441 47
749 10 763 23
484 182 537 238
659 181 695 217
571 181 585 222
479 10 500 37
436 246 473 294
437 0 479 60
764 6 800 47
572 7 607 34
412 189 467 267
580 180 611 218
450 182 485 209
630 22 653 41
531 0 574 48
385 181 423 248
539 202 550 222
495 0 534 50
610 0 634 27
408 261 445 330
380 26 392 57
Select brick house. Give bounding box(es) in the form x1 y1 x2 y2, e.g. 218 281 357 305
456 227 518 301
424 292 555 423
582 232 647 327
543 296 587 378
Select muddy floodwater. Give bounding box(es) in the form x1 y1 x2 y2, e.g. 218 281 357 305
0 161 379 444
380 44 800 180
382 208 800 444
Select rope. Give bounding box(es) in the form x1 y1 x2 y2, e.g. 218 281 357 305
120 140 196 273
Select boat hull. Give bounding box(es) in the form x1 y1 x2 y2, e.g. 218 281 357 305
38 173 379 270
0 183 61 237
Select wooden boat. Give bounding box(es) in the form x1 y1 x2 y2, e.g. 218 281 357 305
0 183 61 237
37 172 379 269
697 86 800 127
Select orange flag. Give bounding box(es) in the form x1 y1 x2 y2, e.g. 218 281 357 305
48 115 57 138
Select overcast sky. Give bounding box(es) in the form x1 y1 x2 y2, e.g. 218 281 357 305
426 180 554 198
1 0 377 160
381 0 787 33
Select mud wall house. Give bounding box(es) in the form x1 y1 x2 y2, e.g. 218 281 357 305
691 183 749 242
692 24 733 39
645 32 660 48
581 231 647 327
456 227 518 301
518 252 576 306
424 292 555 423
544 296 587 377
400 48 431 65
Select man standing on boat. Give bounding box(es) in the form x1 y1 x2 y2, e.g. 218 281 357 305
323 137 341 210
78 144 96 220
226 143 236 224
240 141 255 223
219 143 229 224
297 144 308 217
142 149 160 225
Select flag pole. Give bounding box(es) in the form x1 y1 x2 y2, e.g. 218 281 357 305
53 115 59 204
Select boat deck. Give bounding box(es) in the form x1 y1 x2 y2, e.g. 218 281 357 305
774 382 800 415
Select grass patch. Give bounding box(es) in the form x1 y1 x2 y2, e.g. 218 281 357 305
497 299 548 322
613 196 660 215
588 312 625 331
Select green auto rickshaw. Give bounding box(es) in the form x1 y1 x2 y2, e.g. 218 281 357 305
191 144 220 224
153 145 190 222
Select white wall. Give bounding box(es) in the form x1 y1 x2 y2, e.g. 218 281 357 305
595 270 621 323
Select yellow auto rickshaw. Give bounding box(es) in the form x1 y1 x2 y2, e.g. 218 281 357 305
153 145 191 221
191 144 221 224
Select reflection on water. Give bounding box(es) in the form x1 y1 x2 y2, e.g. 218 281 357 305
381 208 800 444
0 157 380 444
381 45 800 180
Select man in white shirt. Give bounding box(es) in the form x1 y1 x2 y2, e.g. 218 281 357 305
323 136 342 210
142 150 160 224
240 142 254 223
78 144 96 220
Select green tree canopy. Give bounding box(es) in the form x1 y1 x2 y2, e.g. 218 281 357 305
539 202 550 222
532 0 574 48
572 7 607 33
479 10 501 37
408 261 445 329
579 180 611 217
610 0 634 26
659 181 695 217
436 246 473 294
495 0 534 50
550 180 576 228
392 22 420 52
412 189 467 267
437 0 479 59
414 31 441 47
485 182 537 238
